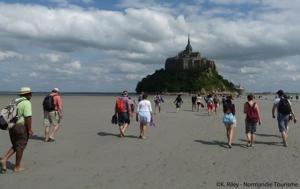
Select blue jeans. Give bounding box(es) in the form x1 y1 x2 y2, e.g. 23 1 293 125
277 113 289 133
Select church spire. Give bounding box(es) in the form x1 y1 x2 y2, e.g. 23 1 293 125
185 34 192 53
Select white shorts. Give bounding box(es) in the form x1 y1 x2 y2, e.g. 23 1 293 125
138 111 151 123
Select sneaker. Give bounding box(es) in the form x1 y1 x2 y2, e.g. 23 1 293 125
247 142 251 147
250 143 255 147
228 144 232 148
283 142 288 147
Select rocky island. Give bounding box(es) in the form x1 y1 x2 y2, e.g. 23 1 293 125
136 36 237 93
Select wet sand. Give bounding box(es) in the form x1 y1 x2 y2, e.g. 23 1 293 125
0 95 300 189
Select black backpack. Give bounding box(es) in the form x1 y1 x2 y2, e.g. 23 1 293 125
43 95 56 111
277 98 291 115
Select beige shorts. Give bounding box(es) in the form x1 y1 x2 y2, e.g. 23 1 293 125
44 111 61 127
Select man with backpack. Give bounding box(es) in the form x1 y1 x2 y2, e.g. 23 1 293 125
0 87 33 173
244 94 261 147
43 88 63 142
272 90 297 147
115 90 132 137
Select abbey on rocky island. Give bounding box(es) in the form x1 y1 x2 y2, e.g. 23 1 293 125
165 35 216 72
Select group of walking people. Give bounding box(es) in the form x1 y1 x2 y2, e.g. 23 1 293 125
222 90 297 148
114 91 153 139
114 89 298 149
0 87 63 173
0 87 298 175
191 94 220 114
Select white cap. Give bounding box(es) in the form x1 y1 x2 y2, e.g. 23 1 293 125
53 88 60 92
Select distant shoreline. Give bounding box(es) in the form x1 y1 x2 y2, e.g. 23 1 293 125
0 91 298 96
0 92 124 96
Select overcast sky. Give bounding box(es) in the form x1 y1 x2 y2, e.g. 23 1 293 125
1 0 300 92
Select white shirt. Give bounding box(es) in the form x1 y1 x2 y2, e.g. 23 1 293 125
196 96 202 103
137 100 152 112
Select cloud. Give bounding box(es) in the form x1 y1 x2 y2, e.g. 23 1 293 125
29 72 39 78
0 50 25 61
49 0 94 6
65 60 81 71
0 4 177 53
49 0 69 6
81 0 94 4
0 1 300 92
209 0 261 5
240 67 262 74
40 53 66 63
117 63 146 73
117 0 158 9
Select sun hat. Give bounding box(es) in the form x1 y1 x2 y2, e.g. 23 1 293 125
20 87 32 95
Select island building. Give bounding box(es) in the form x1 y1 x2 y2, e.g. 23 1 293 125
165 35 216 72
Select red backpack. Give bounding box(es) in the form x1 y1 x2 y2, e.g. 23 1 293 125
115 97 126 113
246 102 259 123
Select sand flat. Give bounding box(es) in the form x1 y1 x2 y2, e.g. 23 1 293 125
0 95 299 189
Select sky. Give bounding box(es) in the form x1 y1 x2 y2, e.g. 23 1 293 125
1 0 300 93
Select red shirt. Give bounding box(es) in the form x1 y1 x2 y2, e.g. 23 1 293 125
51 92 63 112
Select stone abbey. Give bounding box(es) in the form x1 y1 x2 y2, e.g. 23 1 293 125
165 35 216 73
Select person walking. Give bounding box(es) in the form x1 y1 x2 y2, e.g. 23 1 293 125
244 94 261 147
115 91 132 137
272 90 297 147
213 94 220 114
222 95 236 148
0 87 33 173
191 94 197 112
174 94 183 112
196 94 204 112
206 94 214 115
154 93 164 114
43 88 63 142
137 94 153 139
